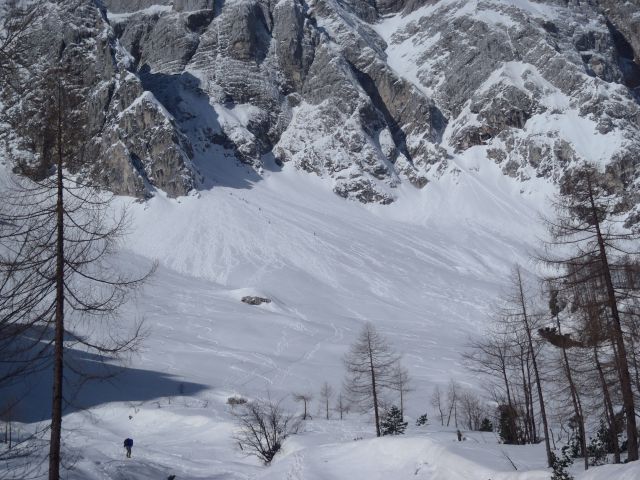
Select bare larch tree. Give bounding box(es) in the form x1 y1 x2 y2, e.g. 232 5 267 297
293 393 313 420
391 363 411 420
541 164 640 461
319 382 333 420
343 322 399 437
497 266 552 466
0 64 153 480
0 1 40 83
333 392 349 420
430 385 445 426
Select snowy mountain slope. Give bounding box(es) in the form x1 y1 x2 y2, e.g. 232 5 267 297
373 0 640 184
109 161 542 401
7 162 638 479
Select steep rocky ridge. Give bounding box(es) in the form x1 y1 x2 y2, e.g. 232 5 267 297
2 0 640 205
1 0 198 197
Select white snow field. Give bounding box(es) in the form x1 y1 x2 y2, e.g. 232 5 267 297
6 156 639 480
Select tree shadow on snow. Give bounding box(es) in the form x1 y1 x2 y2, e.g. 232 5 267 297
1 327 207 423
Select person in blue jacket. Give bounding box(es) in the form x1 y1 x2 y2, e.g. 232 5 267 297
124 438 133 458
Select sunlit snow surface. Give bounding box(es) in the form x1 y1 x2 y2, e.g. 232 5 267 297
4 155 637 479
46 160 633 479
63 161 534 479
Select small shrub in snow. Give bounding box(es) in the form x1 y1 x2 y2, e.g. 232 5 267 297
567 433 581 459
479 418 493 432
551 446 574 480
585 419 617 466
381 406 407 436
227 396 248 409
587 435 607 466
497 404 519 444
415 413 428 427
594 418 620 455
233 398 300 464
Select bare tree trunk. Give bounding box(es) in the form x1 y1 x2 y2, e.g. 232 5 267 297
446 381 458 428
501 362 514 411
49 95 64 480
593 346 621 463
515 268 552 467
628 333 640 396
500 362 519 442
587 180 638 461
454 400 458 428
368 335 381 437
431 387 445 426
555 314 588 469
518 346 532 444
325 397 329 420
525 353 537 444
343 323 398 438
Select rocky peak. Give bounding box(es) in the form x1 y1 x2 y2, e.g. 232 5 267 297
1 0 639 206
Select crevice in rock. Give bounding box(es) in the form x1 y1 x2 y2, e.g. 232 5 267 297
180 36 201 68
429 104 448 144
129 152 149 181
138 67 186 118
98 80 116 132
348 62 413 163
129 31 143 70
57 40 67 60
185 9 215 34
606 20 640 95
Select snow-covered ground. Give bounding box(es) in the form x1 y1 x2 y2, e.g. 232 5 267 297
5 158 639 479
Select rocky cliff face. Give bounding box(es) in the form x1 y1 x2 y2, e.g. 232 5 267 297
2 0 640 204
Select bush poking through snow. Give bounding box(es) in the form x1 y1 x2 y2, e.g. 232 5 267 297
381 406 407 436
232 398 300 464
227 396 248 409
479 418 493 432
551 447 574 480
587 435 607 467
497 404 519 444
415 413 428 427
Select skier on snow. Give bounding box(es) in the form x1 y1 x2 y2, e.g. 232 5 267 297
124 438 133 458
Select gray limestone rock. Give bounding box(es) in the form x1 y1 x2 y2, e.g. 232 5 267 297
174 0 215 11
2 0 640 207
241 296 272 305
100 0 171 14
1 1 198 198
